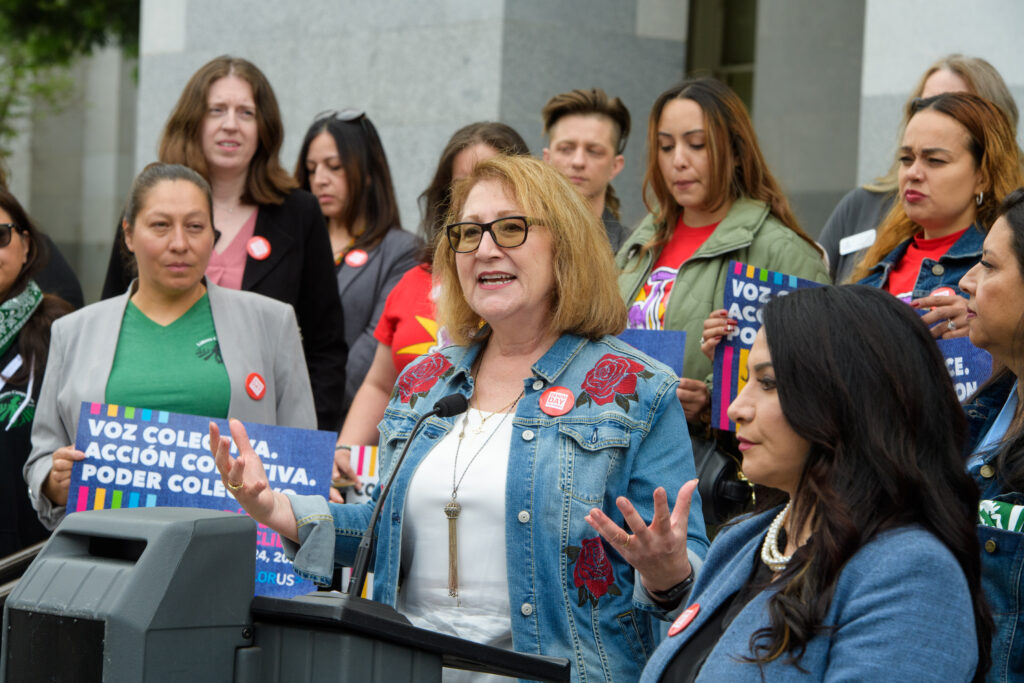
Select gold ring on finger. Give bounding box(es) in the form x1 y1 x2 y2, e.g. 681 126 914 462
226 480 243 491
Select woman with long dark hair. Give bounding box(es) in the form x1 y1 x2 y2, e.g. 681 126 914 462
961 188 1024 679
0 189 73 556
294 110 419 412
591 286 990 681
617 78 828 426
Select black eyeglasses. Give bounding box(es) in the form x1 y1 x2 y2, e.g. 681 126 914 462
445 216 535 253
0 223 21 248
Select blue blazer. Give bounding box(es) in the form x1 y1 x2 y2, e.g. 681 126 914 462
641 507 978 682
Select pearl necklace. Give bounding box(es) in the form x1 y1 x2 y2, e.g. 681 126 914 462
760 501 793 572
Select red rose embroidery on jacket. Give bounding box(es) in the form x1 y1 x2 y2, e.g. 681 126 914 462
577 353 653 412
393 353 453 408
564 537 622 607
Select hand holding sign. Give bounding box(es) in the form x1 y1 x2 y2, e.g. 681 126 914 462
700 309 736 361
912 291 970 340
42 444 85 506
211 419 298 542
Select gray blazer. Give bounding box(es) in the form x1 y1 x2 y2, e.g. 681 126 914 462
336 228 420 411
24 282 317 529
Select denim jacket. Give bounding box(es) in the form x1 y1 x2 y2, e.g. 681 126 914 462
285 333 710 682
858 224 983 298
640 509 978 681
966 375 1024 681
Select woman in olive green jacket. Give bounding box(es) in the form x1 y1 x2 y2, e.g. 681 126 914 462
617 78 829 427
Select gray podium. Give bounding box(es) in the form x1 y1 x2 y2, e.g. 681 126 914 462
1 507 570 682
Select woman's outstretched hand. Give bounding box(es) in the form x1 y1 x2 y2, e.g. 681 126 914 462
210 419 298 540
585 479 696 594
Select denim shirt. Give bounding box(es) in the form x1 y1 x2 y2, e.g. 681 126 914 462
858 224 983 298
285 332 710 682
966 376 1024 681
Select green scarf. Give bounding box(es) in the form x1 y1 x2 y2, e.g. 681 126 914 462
0 280 42 358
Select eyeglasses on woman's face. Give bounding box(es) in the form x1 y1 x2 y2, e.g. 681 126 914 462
445 216 535 253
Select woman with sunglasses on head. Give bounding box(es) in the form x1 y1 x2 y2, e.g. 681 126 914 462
0 190 73 556
102 55 346 430
25 163 316 532
332 122 528 498
821 55 1020 285
961 189 1024 680
212 155 709 681
294 110 419 415
592 286 990 681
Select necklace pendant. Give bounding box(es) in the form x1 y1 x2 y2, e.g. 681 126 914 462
445 500 461 600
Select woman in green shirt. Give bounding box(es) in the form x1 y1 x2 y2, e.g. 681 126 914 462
24 164 316 529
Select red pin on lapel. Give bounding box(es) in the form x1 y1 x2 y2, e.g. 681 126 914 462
246 373 267 401
344 249 368 267
539 386 574 416
247 236 271 260
668 603 700 637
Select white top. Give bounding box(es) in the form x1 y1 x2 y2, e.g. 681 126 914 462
398 408 514 683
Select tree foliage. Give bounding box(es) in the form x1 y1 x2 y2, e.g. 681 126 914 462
0 0 139 158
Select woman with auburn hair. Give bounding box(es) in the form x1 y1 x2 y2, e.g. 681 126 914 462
213 155 709 681
593 286 989 681
332 122 528 498
0 189 73 555
294 110 419 414
822 54 1021 284
617 77 827 467
843 93 1024 337
102 55 346 430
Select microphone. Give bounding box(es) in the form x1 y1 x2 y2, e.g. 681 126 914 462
347 393 469 597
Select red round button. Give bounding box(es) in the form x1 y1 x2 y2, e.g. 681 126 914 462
539 387 574 416
344 249 368 267
668 603 700 637
930 286 956 298
246 373 267 401
247 236 272 260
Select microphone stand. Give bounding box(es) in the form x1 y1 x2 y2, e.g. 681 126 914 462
347 393 468 597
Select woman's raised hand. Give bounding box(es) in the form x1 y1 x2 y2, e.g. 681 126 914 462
210 419 291 532
585 480 696 595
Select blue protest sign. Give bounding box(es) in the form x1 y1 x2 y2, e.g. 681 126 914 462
68 402 334 598
617 329 686 377
712 261 823 431
937 336 992 401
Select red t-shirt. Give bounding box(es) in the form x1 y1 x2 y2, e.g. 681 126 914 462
627 215 719 329
885 227 968 299
374 264 448 374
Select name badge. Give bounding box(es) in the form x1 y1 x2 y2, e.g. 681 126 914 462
839 229 876 256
